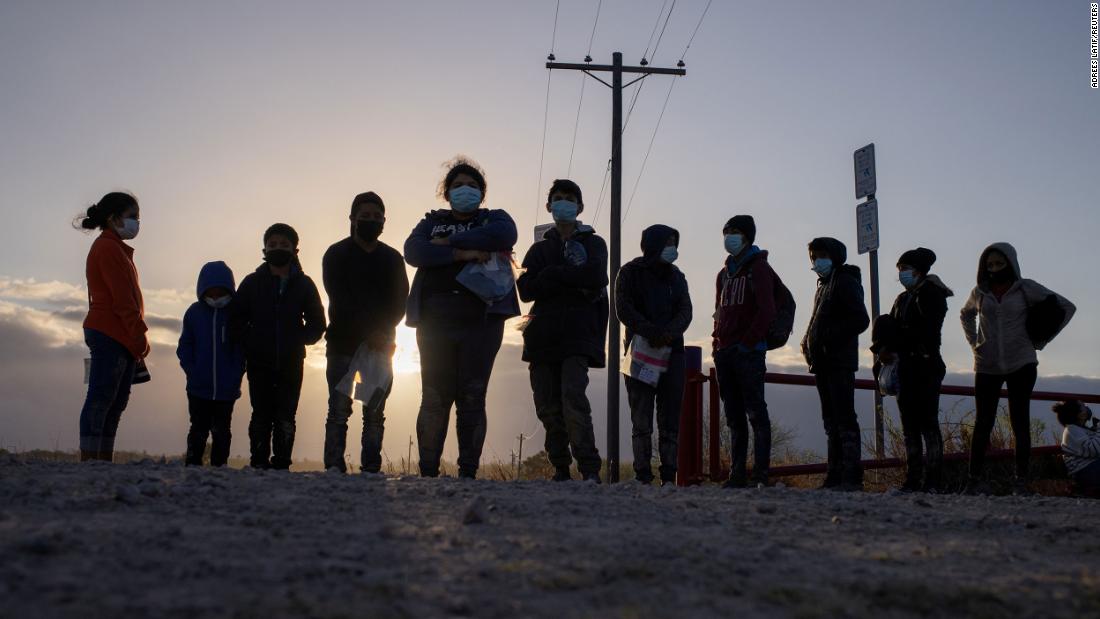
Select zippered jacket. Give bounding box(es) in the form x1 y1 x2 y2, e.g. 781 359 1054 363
229 261 326 370
83 228 149 359
177 261 246 401
615 224 692 352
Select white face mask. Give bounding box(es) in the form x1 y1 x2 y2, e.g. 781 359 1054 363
115 217 140 240
204 296 230 309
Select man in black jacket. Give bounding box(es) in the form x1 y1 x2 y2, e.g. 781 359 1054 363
517 179 608 482
616 224 692 485
322 192 410 473
230 223 326 470
872 247 952 492
801 237 869 490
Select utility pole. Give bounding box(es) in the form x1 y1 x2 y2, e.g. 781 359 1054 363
516 433 526 480
407 435 413 476
545 52 686 483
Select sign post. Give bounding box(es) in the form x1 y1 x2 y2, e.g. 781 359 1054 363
854 143 884 459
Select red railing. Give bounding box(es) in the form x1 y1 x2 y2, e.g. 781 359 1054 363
675 347 1099 486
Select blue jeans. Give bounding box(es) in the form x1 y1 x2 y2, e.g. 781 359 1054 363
79 328 136 455
715 347 771 483
415 314 505 477
324 352 388 473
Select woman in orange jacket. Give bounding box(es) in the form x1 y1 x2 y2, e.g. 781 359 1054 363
75 192 148 462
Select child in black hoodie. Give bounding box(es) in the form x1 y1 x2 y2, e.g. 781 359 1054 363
229 223 326 469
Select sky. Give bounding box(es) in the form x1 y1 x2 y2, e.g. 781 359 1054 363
1 1 1097 468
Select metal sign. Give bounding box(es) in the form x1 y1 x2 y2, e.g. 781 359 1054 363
854 143 876 199
857 199 879 255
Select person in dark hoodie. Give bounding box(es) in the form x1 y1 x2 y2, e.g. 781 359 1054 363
960 242 1075 494
176 261 246 466
713 215 778 488
802 237 869 491
229 223 326 470
616 224 693 485
517 179 608 483
322 192 409 474
870 248 952 492
404 157 520 479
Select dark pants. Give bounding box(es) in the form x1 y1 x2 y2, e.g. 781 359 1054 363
246 363 304 470
324 352 388 473
186 396 234 466
529 357 601 476
970 363 1037 479
626 350 686 483
1073 459 1100 494
415 315 505 477
897 356 946 489
79 328 136 456
715 347 771 484
814 369 863 485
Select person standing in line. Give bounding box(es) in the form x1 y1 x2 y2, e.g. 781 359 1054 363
960 242 1075 494
177 261 246 466
712 215 779 489
230 223 326 470
404 157 519 479
616 225 692 485
75 192 148 462
517 179 608 483
802 237 869 492
872 248 952 492
322 191 409 474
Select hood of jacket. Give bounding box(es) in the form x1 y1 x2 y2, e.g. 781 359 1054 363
810 237 848 266
920 273 955 297
639 224 679 264
196 261 236 301
976 241 1021 287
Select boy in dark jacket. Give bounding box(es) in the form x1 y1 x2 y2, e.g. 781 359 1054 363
517 179 608 482
713 216 777 487
404 160 520 478
801 237 869 490
230 223 326 470
871 247 953 492
177 261 245 466
616 224 692 484
322 192 409 473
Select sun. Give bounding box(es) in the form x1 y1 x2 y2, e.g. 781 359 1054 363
392 322 420 374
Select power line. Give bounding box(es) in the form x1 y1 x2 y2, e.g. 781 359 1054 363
567 1 603 178
623 0 677 134
680 0 713 61
535 2 561 225
587 0 603 56
624 78 673 219
549 0 560 54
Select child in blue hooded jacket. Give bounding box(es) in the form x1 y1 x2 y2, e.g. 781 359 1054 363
177 261 246 466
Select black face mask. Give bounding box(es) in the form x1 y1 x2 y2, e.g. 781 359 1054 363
987 268 1013 284
264 249 293 267
356 220 384 243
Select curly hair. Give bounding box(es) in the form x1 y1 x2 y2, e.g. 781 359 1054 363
437 155 487 203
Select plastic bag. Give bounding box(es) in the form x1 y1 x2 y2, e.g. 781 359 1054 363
878 361 899 397
619 335 672 387
456 251 517 305
335 344 394 411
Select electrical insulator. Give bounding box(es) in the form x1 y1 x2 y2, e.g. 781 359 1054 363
584 55 592 63
677 60 685 68
547 53 556 61
639 57 649 66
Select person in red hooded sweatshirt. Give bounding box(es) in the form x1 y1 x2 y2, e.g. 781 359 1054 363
75 192 149 462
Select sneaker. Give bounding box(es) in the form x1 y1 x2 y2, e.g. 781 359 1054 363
552 468 572 482
582 472 601 484
722 477 747 490
833 482 864 493
899 479 921 493
1011 479 1033 496
962 479 992 496
634 477 654 486
458 469 477 480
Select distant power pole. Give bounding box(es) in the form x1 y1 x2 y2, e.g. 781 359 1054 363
545 52 686 483
516 433 526 480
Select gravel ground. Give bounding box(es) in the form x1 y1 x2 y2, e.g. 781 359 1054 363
1 457 1099 619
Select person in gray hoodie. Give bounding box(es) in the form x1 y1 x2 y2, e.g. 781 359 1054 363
960 242 1075 493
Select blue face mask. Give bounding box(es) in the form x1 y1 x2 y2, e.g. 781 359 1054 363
449 185 482 213
660 246 679 264
899 270 919 289
812 258 833 277
550 200 579 223
724 234 744 256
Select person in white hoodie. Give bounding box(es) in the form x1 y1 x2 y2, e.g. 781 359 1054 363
960 242 1075 493
1053 400 1100 497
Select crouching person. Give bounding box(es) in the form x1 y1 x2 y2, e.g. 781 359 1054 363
177 261 246 466
802 237 869 491
1054 400 1100 498
517 179 608 482
616 225 692 485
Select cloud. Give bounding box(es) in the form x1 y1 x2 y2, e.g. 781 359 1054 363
0 277 86 306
